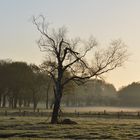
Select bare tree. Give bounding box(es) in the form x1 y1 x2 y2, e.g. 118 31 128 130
33 15 128 124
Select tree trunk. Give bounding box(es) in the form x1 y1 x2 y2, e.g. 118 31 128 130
46 86 49 109
51 97 61 124
46 99 49 109
46 89 49 109
23 99 27 107
8 97 14 108
27 100 30 107
33 100 37 111
50 99 54 109
18 99 22 108
51 83 62 124
51 63 63 124
0 94 2 107
13 97 17 108
2 94 6 108
32 92 38 111
46 79 51 109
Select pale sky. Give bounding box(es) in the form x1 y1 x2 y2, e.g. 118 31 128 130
0 0 140 89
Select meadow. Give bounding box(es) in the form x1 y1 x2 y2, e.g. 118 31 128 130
0 114 140 140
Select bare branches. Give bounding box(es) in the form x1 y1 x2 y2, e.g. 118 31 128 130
61 40 128 86
33 15 55 45
62 37 97 72
90 40 128 77
33 15 129 124
40 61 57 84
32 15 57 55
33 15 128 92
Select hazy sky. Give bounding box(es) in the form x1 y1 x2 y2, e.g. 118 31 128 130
0 0 140 89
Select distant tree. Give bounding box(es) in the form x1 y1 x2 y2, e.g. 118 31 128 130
33 15 128 124
0 60 52 109
102 82 118 105
73 79 117 106
0 59 11 107
29 64 46 110
41 74 52 109
7 62 33 108
60 71 76 107
118 82 140 106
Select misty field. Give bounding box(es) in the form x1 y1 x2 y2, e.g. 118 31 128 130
0 116 140 140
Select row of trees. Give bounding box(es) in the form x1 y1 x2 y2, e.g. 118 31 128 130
0 59 118 109
63 81 140 107
118 82 140 106
68 80 118 107
2 59 139 110
0 60 51 110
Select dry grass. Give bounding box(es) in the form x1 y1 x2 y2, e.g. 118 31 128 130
0 116 140 139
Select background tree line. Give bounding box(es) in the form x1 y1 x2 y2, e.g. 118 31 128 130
0 59 140 109
0 59 51 110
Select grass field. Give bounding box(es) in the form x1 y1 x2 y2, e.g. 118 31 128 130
0 116 140 140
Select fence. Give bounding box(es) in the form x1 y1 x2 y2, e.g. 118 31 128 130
1 109 140 119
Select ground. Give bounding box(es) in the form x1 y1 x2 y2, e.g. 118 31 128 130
0 116 140 140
